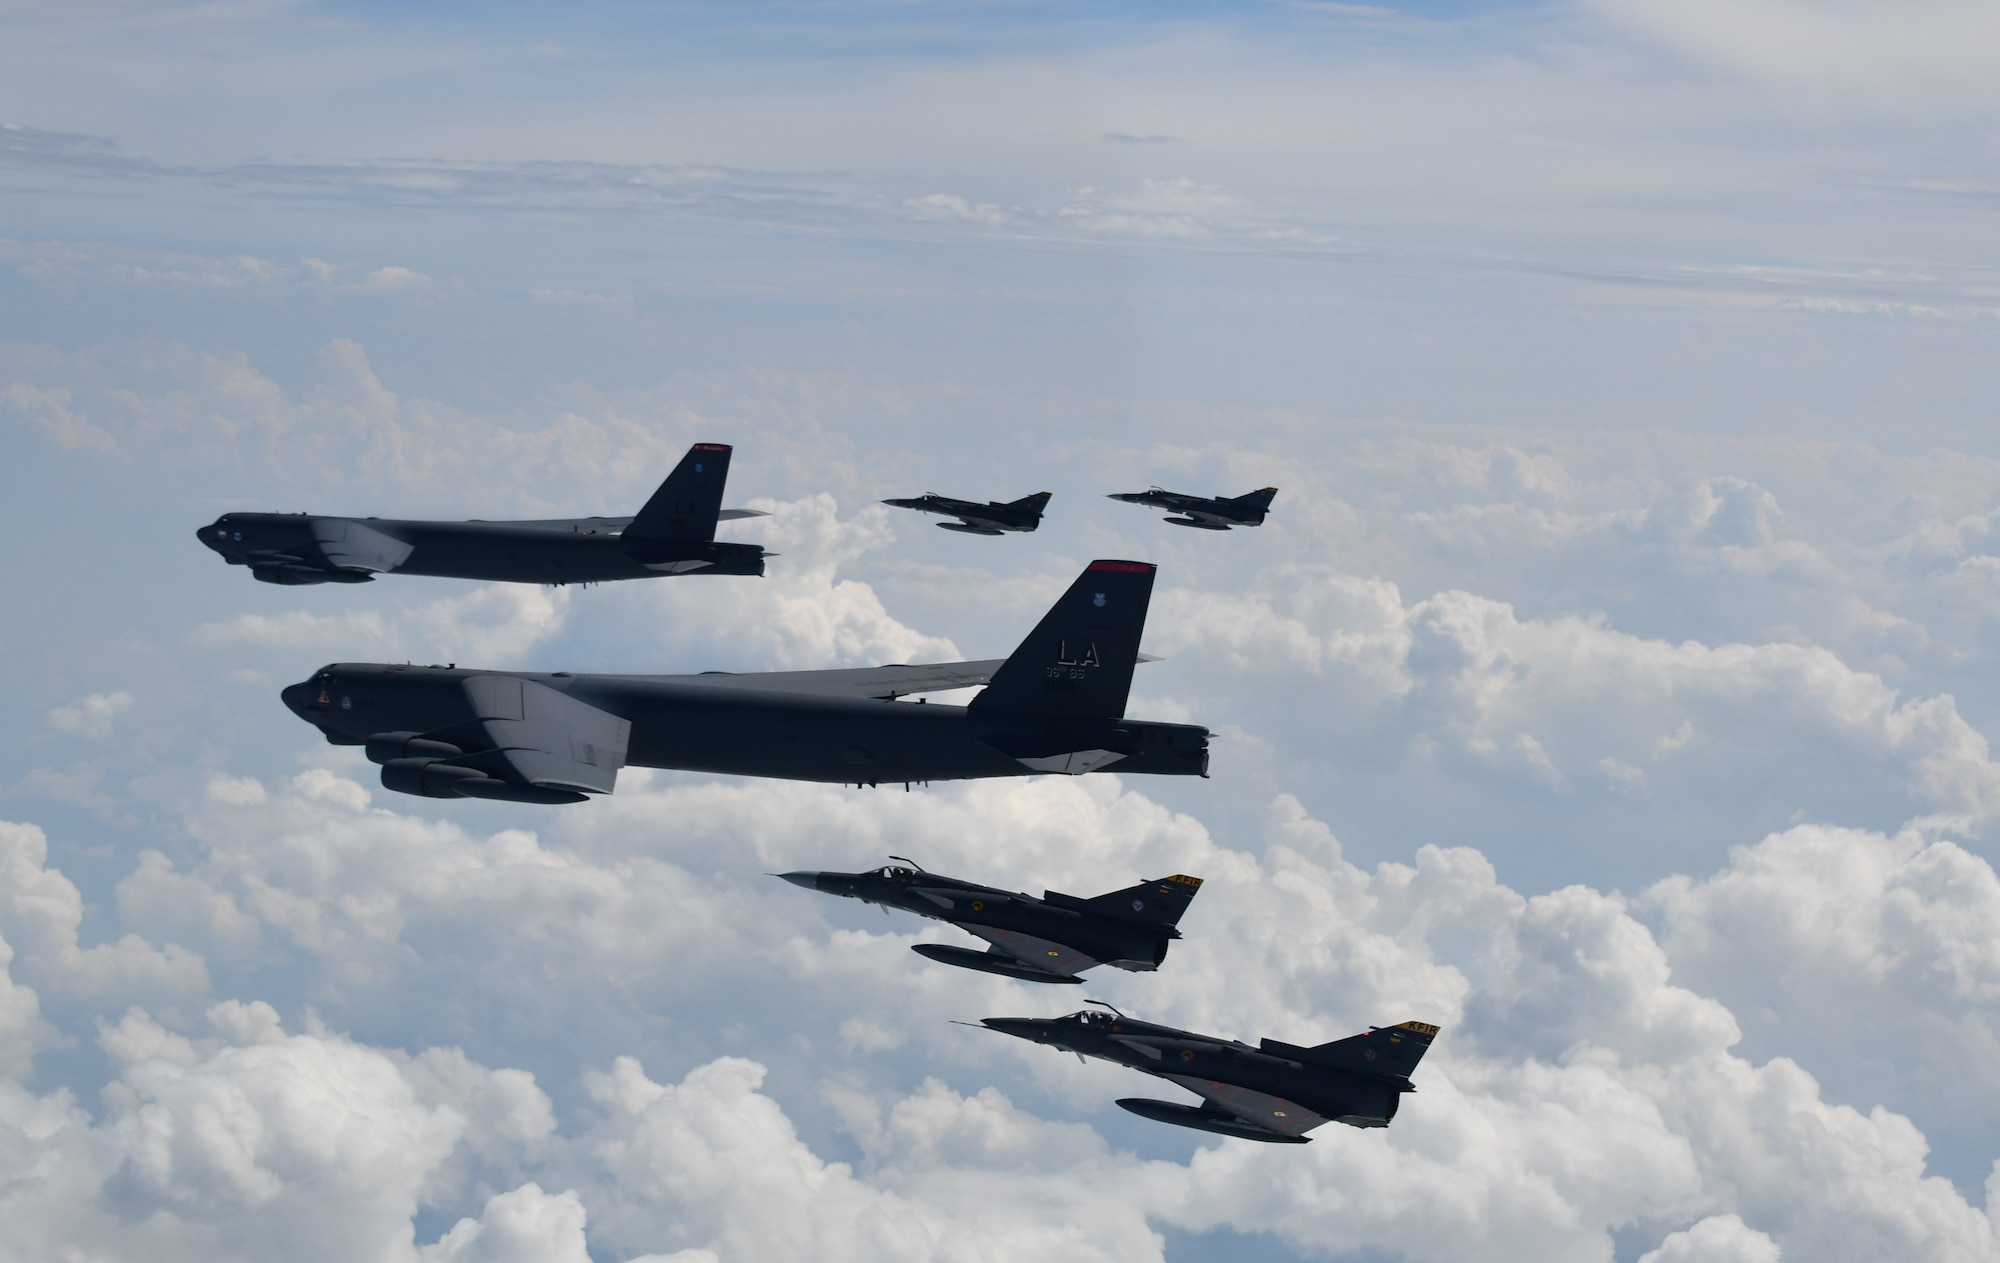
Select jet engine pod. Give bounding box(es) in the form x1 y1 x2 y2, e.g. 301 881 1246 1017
250 563 372 585
251 563 331 586
380 758 486 798
1115 1099 1309 1143
452 779 590 806
365 732 465 766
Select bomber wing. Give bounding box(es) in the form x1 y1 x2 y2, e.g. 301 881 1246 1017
654 659 1008 701
312 518 414 574
371 676 631 803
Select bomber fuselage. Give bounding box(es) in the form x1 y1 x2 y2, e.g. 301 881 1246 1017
198 512 764 585
283 663 1209 785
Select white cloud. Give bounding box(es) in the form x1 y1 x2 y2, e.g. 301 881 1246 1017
1593 0 2000 109
23 768 1991 1261
0 821 207 1000
1639 1214 1781 1263
48 689 133 737
190 584 570 667
357 265 433 293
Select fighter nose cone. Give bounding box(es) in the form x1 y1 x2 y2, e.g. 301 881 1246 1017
980 1017 1045 1041
776 871 823 891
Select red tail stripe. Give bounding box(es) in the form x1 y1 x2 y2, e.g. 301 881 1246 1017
1088 560 1154 574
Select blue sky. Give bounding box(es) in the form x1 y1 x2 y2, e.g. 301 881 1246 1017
5 2 2000 1261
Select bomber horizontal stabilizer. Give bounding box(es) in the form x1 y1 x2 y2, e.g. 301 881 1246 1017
911 943 1084 983
1115 1099 1309 1143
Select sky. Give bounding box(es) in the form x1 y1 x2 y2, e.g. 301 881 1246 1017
4 1 2000 1259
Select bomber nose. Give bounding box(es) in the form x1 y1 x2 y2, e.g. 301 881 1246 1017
279 681 315 717
776 871 824 891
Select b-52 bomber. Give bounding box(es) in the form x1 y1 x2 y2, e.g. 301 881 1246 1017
282 559 1207 804
1107 486 1278 530
882 491 1051 535
779 861 1203 983
980 1004 1439 1143
197 442 769 586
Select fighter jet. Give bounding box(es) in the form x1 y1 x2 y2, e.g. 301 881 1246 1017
779 861 1203 983
1106 486 1278 530
280 559 1207 804
196 442 770 586
881 491 1052 535
979 1003 1439 1143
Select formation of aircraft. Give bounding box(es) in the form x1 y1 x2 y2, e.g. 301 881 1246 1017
1107 485 1278 530
197 443 769 586
210 440 1438 1146
980 1004 1438 1142
882 490 1051 534
779 861 1203 982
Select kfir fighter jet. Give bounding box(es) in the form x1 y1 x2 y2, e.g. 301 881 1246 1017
281 559 1207 804
979 1004 1439 1143
779 861 1203 983
882 491 1051 535
197 442 769 586
1107 486 1278 531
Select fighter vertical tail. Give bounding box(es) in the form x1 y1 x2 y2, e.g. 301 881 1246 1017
625 443 733 544
971 560 1156 719
1260 1020 1440 1082
1072 874 1203 928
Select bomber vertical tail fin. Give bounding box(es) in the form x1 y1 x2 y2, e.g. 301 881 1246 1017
970 560 1156 719
626 443 733 544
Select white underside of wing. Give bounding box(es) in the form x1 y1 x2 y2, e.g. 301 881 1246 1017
463 676 631 794
1015 749 1126 775
313 519 415 573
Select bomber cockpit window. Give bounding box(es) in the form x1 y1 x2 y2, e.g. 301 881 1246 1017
313 668 337 683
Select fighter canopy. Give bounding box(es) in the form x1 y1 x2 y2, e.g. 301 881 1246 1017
778 862 1204 983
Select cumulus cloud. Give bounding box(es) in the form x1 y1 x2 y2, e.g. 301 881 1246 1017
191 583 571 667
0 820 206 1001
48 689 133 737
11 763 1996 1261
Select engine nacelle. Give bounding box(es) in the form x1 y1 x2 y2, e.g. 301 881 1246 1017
365 732 465 766
251 563 331 586
380 758 485 798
